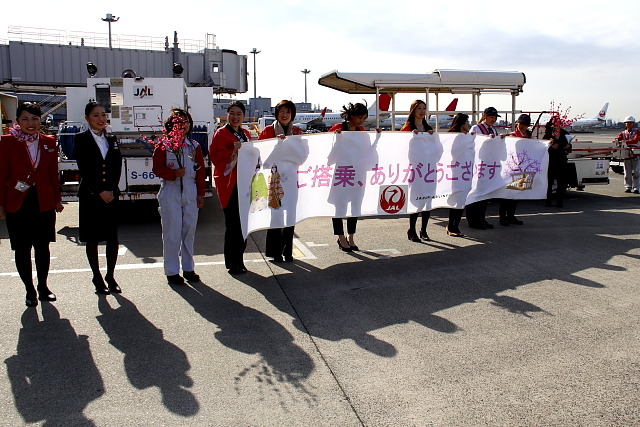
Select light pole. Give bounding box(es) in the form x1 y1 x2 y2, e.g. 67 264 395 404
250 48 261 118
301 69 311 103
102 13 119 49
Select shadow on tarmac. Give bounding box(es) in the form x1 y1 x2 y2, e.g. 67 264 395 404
96 294 199 417
4 303 104 426
242 194 639 356
172 278 318 408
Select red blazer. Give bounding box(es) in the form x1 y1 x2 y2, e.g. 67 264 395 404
209 126 252 208
151 140 206 197
0 133 61 213
258 124 303 140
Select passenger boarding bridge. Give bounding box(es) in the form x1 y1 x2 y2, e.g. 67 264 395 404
0 27 247 118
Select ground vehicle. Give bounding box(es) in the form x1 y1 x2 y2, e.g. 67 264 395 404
258 116 276 133
58 77 214 201
529 113 616 189
566 138 616 189
1 92 18 134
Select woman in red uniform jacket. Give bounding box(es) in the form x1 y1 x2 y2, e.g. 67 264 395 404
400 99 434 242
210 101 252 274
259 100 303 262
0 103 63 307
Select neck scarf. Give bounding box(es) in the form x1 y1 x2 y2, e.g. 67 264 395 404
10 124 40 167
9 124 39 144
273 121 293 137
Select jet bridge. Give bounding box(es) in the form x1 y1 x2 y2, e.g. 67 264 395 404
318 69 526 130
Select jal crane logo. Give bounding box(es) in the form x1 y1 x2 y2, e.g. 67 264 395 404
379 185 406 214
134 86 154 98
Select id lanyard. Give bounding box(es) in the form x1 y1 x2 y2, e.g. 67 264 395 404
25 140 41 183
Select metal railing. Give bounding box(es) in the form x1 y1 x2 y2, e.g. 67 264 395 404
37 94 67 117
7 26 206 52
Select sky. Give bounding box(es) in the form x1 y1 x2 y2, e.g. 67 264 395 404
2 0 639 122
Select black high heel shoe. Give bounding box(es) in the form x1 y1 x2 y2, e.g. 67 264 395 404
25 292 38 307
407 229 420 242
446 227 464 237
337 239 352 252
37 285 57 302
419 230 430 241
105 276 122 293
93 277 110 295
228 264 248 274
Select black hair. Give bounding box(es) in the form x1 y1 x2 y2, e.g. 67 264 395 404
164 108 194 134
448 113 469 133
274 100 296 121
340 101 368 121
227 101 246 115
84 101 104 117
16 102 42 118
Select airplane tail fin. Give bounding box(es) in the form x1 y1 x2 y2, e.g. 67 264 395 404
595 102 609 120
368 93 392 115
320 107 327 118
445 98 459 112
378 93 391 112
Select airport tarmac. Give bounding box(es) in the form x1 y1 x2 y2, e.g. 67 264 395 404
1 166 639 426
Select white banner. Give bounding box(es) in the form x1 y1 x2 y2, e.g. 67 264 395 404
237 132 549 237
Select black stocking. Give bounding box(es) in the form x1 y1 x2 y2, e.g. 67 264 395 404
105 239 118 279
86 241 101 279
33 242 51 290
15 246 35 295
420 211 431 233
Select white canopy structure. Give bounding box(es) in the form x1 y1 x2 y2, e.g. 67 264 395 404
318 69 527 129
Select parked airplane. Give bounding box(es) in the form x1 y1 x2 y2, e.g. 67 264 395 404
378 98 459 130
293 94 392 131
564 102 609 130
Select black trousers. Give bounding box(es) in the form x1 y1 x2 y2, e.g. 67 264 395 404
465 200 488 226
265 227 294 259
547 158 568 202
499 199 518 219
222 185 247 269
448 208 464 231
332 217 358 235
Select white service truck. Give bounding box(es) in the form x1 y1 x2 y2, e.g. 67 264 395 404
566 138 616 190
58 77 214 201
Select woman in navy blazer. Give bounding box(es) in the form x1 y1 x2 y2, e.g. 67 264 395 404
0 103 64 307
74 102 123 295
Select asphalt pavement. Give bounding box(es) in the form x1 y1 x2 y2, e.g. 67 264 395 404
1 171 639 426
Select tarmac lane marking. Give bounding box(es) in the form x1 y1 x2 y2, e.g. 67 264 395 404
292 237 317 260
0 240 384 277
356 248 401 259
11 257 58 262
305 241 329 247
97 246 128 257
